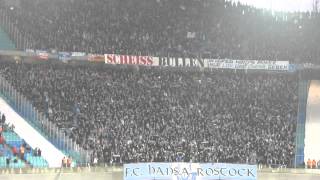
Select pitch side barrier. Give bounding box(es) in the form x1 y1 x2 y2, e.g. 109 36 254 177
124 163 257 180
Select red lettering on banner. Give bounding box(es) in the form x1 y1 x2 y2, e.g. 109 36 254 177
106 54 116 64
120 55 128 64
147 57 153 65
140 56 146 65
129 56 135 64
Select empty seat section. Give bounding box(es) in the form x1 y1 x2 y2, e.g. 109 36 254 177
25 154 48 168
2 131 23 148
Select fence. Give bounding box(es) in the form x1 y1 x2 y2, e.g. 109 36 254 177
0 75 91 166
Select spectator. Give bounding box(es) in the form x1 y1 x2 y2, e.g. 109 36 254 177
0 135 4 145
1 114 5 124
37 148 42 157
33 148 38 156
93 156 98 167
20 145 25 160
12 146 18 157
312 159 317 169
62 156 67 168
6 157 10 167
307 159 312 168
67 156 72 168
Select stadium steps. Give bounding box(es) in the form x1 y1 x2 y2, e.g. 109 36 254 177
0 26 16 50
25 154 48 168
0 143 26 168
1 130 48 168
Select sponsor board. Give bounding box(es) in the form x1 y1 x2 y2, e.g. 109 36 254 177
124 163 257 180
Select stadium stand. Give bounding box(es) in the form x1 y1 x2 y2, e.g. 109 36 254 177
0 0 320 63
3 0 320 173
0 61 298 167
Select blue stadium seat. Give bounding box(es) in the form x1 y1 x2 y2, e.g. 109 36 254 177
0 130 48 168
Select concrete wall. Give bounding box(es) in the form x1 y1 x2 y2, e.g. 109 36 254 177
305 80 320 162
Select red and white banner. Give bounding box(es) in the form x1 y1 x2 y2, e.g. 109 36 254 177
105 54 159 66
88 54 105 62
36 50 49 60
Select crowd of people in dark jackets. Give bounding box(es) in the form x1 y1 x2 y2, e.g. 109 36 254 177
0 61 298 166
0 0 319 63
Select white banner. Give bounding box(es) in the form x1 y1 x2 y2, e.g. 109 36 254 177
124 163 257 180
207 59 289 71
159 57 205 68
105 54 159 66
104 54 289 71
71 52 86 57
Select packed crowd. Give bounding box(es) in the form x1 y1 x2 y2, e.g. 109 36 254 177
0 0 319 63
0 61 298 166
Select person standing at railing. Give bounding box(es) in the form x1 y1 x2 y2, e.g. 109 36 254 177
67 156 72 168
312 159 317 169
1 114 5 124
6 157 10 167
12 146 18 157
37 148 42 157
62 156 67 168
307 159 312 168
0 132 4 145
20 145 25 160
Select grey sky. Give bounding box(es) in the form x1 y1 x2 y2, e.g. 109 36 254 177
229 0 315 12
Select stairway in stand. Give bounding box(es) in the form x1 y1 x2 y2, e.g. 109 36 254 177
0 126 48 168
0 27 15 50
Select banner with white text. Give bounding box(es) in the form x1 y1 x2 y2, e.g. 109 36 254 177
206 59 289 71
124 163 257 180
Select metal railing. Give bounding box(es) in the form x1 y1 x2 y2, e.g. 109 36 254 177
0 75 91 166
